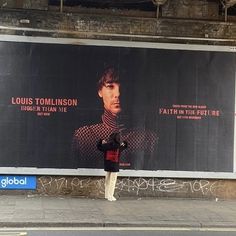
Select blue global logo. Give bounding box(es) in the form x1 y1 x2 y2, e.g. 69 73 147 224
0 176 36 189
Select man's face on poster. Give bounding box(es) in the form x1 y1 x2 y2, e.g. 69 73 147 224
98 82 121 115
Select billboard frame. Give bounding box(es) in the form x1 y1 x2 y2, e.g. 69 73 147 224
0 34 235 179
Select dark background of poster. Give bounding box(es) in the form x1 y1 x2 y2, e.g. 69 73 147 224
0 41 234 171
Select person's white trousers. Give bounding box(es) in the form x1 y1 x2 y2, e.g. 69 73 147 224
105 172 118 201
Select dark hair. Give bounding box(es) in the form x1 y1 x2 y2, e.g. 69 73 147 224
108 132 120 144
97 67 120 91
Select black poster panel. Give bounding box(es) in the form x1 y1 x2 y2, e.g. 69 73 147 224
0 42 234 172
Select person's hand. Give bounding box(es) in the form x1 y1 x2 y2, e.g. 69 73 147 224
121 141 127 147
102 140 107 144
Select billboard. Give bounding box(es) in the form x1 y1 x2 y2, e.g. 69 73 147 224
0 41 235 173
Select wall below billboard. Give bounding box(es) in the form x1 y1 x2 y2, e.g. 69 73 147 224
34 175 236 200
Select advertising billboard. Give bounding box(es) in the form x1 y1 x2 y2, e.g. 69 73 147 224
0 40 234 173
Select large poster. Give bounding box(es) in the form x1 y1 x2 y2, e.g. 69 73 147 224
0 41 234 172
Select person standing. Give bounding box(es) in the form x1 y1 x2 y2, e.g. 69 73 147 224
97 132 127 201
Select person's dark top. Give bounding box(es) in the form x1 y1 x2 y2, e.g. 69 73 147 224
97 134 127 172
72 109 158 170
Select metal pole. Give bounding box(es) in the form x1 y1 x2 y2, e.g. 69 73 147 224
156 4 160 19
60 0 63 13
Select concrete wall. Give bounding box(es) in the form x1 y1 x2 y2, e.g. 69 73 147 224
3 176 234 200
3 176 236 200
0 0 236 199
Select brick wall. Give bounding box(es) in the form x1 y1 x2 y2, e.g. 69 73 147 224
0 8 235 46
162 0 219 20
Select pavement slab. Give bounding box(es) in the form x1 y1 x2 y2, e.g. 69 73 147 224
0 195 235 228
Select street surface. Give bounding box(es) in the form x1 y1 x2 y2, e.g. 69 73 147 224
1 227 236 236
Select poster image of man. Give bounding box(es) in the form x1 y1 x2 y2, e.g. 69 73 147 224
72 66 158 170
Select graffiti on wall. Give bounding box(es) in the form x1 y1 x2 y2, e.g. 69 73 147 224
117 178 224 195
37 176 228 198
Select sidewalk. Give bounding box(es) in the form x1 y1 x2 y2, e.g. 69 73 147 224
0 195 236 228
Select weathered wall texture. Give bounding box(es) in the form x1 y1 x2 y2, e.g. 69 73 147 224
0 0 48 9
0 9 235 45
0 0 221 20
162 0 219 20
33 176 236 200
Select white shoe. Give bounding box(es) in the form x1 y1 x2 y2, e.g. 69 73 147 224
108 196 116 201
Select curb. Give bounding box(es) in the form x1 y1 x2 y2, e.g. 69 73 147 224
1 221 236 228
